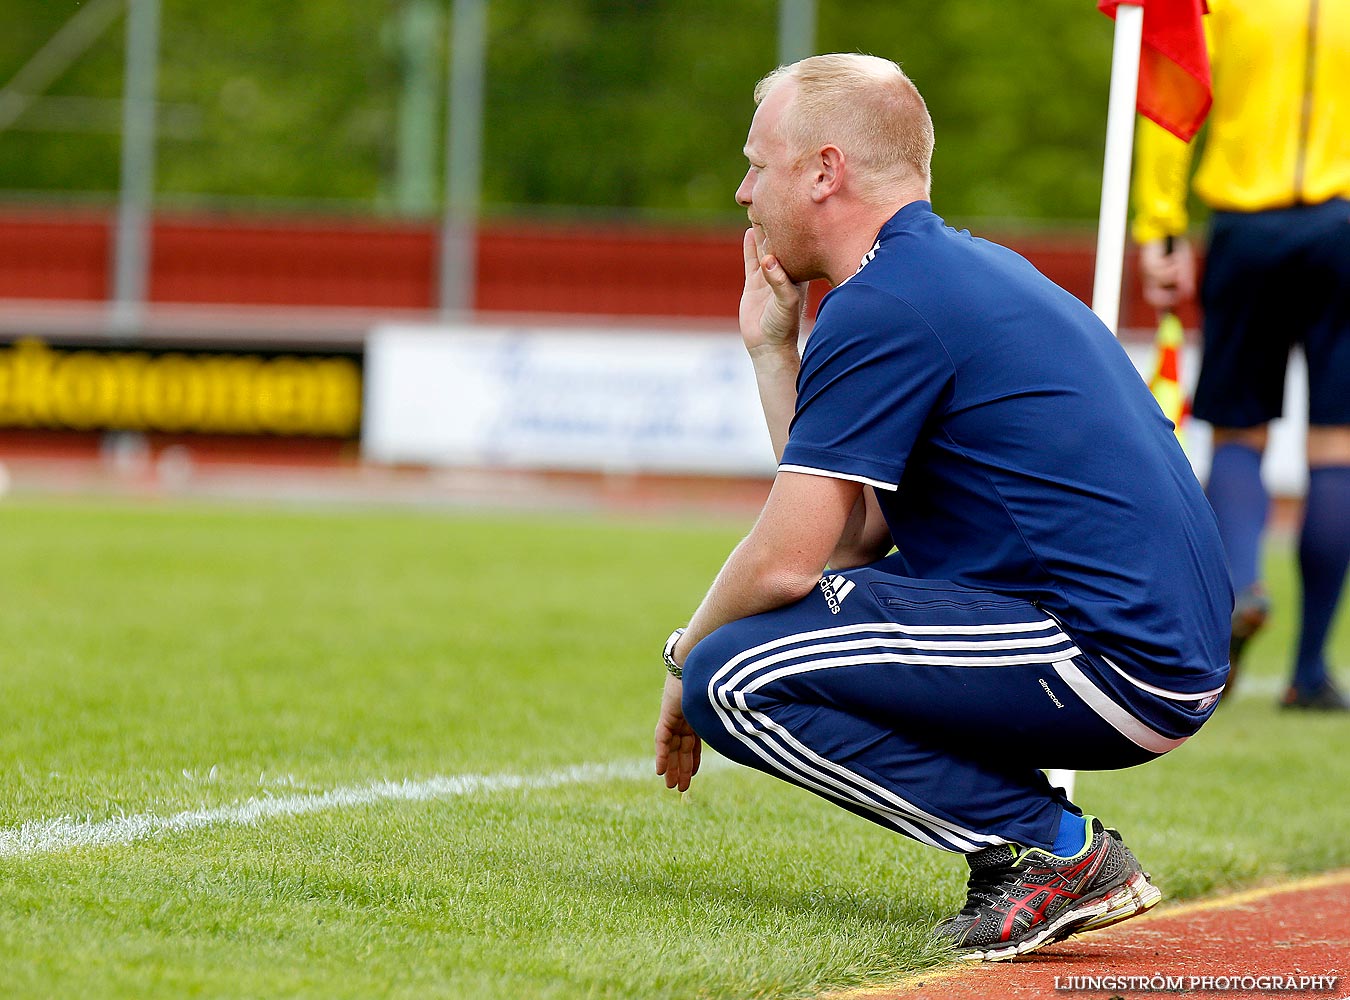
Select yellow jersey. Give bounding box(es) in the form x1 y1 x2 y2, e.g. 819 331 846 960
1131 0 1350 243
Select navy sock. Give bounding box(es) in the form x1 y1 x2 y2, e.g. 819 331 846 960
1050 809 1088 857
1293 465 1350 693
1206 443 1269 593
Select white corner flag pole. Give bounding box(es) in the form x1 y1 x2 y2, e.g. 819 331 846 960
1090 2 1144 337
1049 2 1144 803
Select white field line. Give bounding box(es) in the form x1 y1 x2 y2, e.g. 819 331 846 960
1227 675 1286 698
0 757 696 859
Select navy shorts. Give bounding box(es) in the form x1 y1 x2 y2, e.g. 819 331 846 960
680 564 1221 852
1194 198 1350 428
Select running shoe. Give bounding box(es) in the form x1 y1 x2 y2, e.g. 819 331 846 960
934 817 1161 961
1279 678 1350 712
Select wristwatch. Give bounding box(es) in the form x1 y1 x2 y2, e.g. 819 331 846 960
663 627 686 678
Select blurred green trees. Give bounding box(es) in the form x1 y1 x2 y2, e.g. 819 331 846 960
0 0 1114 224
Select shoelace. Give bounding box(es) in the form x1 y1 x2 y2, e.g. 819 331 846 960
958 862 1018 914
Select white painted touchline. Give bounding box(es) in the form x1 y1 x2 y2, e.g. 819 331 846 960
0 757 718 859
1226 676 1285 698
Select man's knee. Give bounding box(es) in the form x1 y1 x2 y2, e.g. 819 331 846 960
1212 425 1269 453
1307 425 1350 466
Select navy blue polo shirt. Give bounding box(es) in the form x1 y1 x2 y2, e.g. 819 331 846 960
779 201 1232 694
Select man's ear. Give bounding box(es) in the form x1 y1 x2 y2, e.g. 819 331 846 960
810 145 846 202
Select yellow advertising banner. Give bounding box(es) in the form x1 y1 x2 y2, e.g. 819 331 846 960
0 338 362 438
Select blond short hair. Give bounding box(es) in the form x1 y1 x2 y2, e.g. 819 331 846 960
754 53 934 201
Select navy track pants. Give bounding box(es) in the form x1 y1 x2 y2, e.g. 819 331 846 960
681 565 1216 853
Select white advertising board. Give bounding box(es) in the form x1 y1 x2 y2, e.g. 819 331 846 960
362 324 776 476
363 323 1309 496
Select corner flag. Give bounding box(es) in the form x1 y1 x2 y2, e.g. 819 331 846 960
1098 0 1211 141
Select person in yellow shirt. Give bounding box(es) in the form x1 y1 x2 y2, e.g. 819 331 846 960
1132 0 1350 711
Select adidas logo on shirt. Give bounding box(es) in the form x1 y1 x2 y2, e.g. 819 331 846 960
819 574 856 615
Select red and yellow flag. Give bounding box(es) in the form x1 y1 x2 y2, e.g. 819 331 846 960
1098 0 1212 142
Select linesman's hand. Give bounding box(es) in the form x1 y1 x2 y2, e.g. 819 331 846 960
1139 237 1196 311
739 228 809 355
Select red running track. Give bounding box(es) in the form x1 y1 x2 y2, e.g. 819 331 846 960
830 872 1350 1000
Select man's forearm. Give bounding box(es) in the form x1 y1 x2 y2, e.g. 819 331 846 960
830 487 893 569
673 532 819 668
748 343 800 462
670 472 862 669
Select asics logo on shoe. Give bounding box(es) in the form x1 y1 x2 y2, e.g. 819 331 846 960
995 851 1101 940
819 574 856 615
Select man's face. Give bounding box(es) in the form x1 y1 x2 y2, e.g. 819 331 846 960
735 82 815 280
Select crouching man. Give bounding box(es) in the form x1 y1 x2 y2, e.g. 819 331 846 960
654 54 1230 961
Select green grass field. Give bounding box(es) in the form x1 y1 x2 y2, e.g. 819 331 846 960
0 498 1347 999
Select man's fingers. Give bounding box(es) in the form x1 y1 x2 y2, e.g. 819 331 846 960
743 227 771 278
676 752 693 791
744 226 784 285
763 255 809 325
657 738 681 788
687 744 700 781
679 735 701 790
656 729 700 791
761 254 794 297
742 228 760 278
